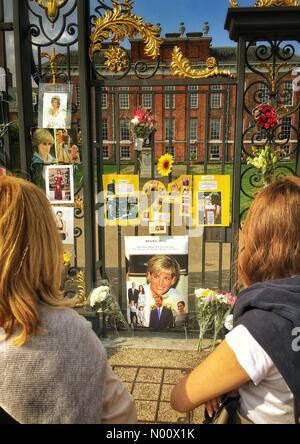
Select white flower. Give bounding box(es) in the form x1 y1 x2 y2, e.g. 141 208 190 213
131 117 139 125
216 293 226 303
195 288 206 298
224 314 234 331
90 285 109 307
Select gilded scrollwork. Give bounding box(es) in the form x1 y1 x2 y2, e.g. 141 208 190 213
40 48 65 84
171 47 235 79
89 0 163 62
104 45 128 72
70 270 87 305
255 0 299 6
229 0 299 6
30 0 68 24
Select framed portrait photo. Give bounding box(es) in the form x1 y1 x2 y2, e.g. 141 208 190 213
54 128 81 164
38 83 73 129
51 206 74 245
45 165 74 204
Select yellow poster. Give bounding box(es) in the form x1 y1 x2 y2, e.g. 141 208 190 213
103 174 139 226
193 175 230 226
168 175 193 217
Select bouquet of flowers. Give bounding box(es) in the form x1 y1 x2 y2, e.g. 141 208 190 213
246 144 279 185
253 104 277 129
90 281 129 329
195 288 237 352
130 107 156 141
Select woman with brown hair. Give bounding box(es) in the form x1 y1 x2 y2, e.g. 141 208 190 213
0 176 136 424
171 176 300 424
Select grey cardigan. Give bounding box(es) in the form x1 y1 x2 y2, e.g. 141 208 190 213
0 304 125 424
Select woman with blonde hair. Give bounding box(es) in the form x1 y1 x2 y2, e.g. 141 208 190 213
32 128 56 164
0 176 136 424
171 176 300 423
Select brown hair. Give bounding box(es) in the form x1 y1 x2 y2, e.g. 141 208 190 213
0 176 77 346
238 176 300 287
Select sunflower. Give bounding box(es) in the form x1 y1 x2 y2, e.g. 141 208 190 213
157 153 174 176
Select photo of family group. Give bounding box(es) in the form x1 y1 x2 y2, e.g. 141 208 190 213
197 191 222 225
31 128 81 166
45 165 74 204
125 236 189 332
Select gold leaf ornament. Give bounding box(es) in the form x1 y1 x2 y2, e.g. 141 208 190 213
171 47 235 79
255 0 299 5
104 45 128 72
89 1 163 62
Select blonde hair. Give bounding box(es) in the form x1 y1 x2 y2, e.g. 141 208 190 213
238 176 300 288
147 255 180 281
32 128 54 148
0 176 77 346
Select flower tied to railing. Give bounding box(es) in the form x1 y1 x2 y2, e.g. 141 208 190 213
195 288 237 352
246 144 280 186
90 282 129 330
130 107 156 150
157 153 174 176
253 104 278 130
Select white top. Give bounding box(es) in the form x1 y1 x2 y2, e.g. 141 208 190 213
226 324 294 424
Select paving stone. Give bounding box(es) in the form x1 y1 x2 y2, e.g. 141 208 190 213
136 367 164 383
112 366 137 382
157 401 189 423
160 384 175 402
163 368 188 384
132 382 161 401
135 400 158 423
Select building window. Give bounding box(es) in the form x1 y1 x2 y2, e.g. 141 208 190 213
260 83 270 103
120 120 130 140
165 146 175 158
102 146 109 159
77 121 81 133
284 81 293 106
165 118 175 140
188 85 198 108
119 87 129 109
280 117 292 140
210 119 221 140
101 88 107 109
189 145 197 160
165 85 175 109
211 85 221 108
257 126 267 141
280 145 290 159
102 119 108 141
189 118 198 141
210 145 220 160
76 84 80 107
142 86 152 109
121 146 130 159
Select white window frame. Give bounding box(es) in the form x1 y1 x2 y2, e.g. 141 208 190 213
142 86 152 109
280 145 291 159
165 118 175 140
119 87 129 109
102 146 109 160
101 87 107 109
260 83 270 103
210 145 220 160
189 145 197 160
284 81 293 107
165 85 175 109
189 118 198 141
102 119 108 141
211 85 221 108
120 120 130 141
76 84 80 107
188 85 198 108
210 119 221 140
165 145 175 158
120 146 131 160
281 117 292 140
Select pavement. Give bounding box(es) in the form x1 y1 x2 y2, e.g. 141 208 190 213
103 330 213 424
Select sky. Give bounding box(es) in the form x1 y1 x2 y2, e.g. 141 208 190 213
91 0 240 47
